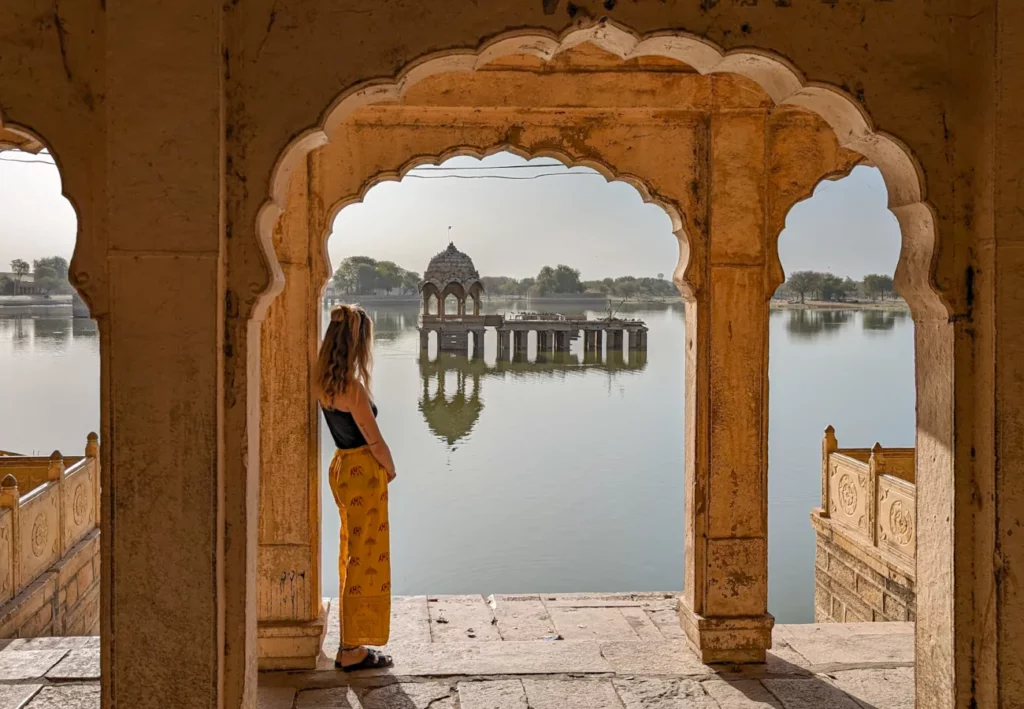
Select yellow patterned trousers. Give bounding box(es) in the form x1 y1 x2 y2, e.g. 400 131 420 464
329 446 391 647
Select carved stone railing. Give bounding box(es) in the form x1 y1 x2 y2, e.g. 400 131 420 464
817 425 916 568
0 434 100 605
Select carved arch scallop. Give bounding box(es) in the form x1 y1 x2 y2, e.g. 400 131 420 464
255 20 948 323
0 110 105 317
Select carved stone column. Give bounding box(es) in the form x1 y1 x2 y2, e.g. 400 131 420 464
256 154 326 669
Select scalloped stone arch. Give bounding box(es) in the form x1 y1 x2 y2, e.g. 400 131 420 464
257 20 946 323
313 142 690 299
0 111 98 316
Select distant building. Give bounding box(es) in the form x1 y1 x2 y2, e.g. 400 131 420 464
0 272 40 295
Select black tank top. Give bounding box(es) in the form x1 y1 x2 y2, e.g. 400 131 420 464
322 403 378 450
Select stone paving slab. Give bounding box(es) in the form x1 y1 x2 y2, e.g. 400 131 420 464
0 651 67 681
645 609 686 640
489 596 556 641
775 624 914 670
427 596 501 642
258 687 298 709
548 606 644 642
600 641 711 677
457 679 528 708
45 649 100 680
618 606 665 641
23 685 98 709
5 638 98 652
521 679 623 709
828 667 915 709
0 684 41 709
613 678 719 709
702 679 782 708
761 678 862 709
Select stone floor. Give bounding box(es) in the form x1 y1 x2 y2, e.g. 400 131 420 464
0 593 915 708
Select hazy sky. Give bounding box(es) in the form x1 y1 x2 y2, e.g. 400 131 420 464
0 151 900 281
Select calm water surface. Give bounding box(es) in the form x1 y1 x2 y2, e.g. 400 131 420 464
0 303 914 623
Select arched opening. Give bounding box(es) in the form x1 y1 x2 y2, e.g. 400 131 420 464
253 24 949 688
770 164 915 625
0 129 101 639
322 151 679 605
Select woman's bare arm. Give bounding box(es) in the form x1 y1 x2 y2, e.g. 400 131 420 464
338 382 396 480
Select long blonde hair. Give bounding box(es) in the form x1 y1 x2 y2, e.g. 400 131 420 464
315 304 374 407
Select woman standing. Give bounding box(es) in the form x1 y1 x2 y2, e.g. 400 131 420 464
315 304 397 671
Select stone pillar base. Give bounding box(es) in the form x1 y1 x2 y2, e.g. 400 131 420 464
257 606 327 670
678 602 774 664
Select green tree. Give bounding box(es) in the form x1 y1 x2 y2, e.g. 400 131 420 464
401 270 421 294
33 256 69 281
553 264 583 294
0 276 11 296
862 273 895 301
9 259 29 295
375 260 403 294
820 273 851 302
784 270 822 304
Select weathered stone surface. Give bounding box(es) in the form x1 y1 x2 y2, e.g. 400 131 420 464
644 610 686 640
45 648 100 680
613 678 718 708
618 607 664 641
761 678 861 709
548 606 641 642
701 680 781 708
258 687 297 709
774 625 914 668
387 595 431 646
828 667 915 709
491 596 555 641
23 685 99 709
521 679 622 709
7 637 98 652
428 596 501 642
457 679 528 709
0 650 67 680
380 640 610 676
600 641 710 677
356 683 456 709
0 684 41 709
295 688 357 709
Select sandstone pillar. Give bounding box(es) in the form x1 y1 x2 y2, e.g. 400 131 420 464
679 112 774 663
497 330 511 360
103 1 257 706
257 156 326 669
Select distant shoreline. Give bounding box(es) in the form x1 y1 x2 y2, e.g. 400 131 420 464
324 293 909 312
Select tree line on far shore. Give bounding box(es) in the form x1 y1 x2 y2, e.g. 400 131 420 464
327 257 678 299
1 257 74 296
330 256 421 295
482 265 677 298
777 271 896 303
325 255 896 304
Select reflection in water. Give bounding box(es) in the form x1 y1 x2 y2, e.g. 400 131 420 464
783 309 853 339
862 309 908 332
417 347 648 448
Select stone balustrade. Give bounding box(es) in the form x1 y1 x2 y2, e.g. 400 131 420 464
0 435 100 636
810 427 916 623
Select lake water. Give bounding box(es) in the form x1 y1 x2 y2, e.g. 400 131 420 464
0 302 915 623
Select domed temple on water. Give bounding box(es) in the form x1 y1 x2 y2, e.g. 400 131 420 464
418 243 648 358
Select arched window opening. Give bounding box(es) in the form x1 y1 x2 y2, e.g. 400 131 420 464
322 151 679 598
0 145 100 638
770 164 916 624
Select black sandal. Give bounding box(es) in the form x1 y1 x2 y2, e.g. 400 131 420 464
335 647 394 672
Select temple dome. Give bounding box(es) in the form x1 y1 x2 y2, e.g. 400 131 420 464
420 242 483 293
